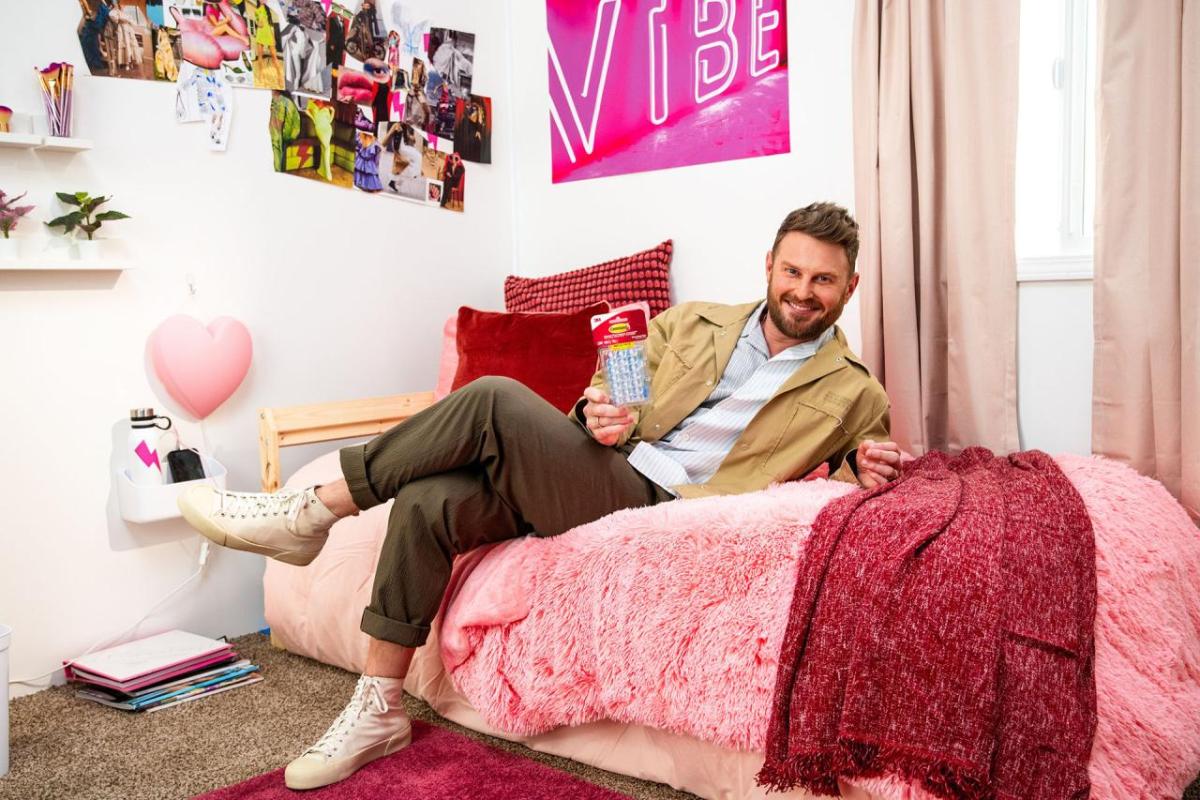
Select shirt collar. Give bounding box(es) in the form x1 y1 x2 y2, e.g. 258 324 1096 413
742 301 836 361
739 302 771 357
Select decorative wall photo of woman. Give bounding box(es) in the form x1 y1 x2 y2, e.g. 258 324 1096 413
452 94 491 164
380 121 424 202
404 57 431 133
247 0 284 88
439 151 465 212
353 113 384 193
153 26 182 80
344 0 383 61
77 0 156 80
410 57 428 100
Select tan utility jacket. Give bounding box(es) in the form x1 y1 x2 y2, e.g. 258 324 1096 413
576 301 891 498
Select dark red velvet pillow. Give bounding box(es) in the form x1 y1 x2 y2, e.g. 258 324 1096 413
450 303 607 413
503 240 673 318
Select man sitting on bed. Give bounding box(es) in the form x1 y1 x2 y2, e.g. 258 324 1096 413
178 201 902 791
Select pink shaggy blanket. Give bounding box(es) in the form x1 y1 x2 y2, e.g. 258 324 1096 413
441 454 1200 799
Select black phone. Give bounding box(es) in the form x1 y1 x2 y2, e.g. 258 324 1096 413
167 448 206 483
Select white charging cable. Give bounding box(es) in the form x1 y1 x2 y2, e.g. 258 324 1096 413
10 422 222 688
8 547 210 687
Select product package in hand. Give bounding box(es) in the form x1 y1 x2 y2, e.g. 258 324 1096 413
591 302 652 407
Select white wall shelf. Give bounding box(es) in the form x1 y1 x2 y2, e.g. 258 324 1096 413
0 133 93 151
0 259 125 272
38 137 93 152
0 132 43 149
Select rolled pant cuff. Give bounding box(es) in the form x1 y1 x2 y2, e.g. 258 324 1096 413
360 608 430 648
339 444 384 511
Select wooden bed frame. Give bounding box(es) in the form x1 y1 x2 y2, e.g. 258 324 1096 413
257 391 437 492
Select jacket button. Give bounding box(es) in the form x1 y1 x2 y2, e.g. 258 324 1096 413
654 424 661 429
705 380 713 386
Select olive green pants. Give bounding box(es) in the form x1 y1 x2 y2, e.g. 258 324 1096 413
339 376 672 648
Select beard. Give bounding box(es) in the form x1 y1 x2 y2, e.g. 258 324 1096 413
767 290 842 343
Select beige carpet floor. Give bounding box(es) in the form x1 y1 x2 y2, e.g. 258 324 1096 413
5 632 1197 800
0 633 695 800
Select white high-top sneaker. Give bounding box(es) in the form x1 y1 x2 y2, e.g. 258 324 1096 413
177 486 338 566
285 675 412 791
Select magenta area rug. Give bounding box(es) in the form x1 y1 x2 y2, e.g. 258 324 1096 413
192 719 633 799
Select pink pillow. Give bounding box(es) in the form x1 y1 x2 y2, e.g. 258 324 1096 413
433 314 458 401
504 240 673 318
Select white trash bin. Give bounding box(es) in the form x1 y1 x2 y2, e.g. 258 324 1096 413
0 624 9 778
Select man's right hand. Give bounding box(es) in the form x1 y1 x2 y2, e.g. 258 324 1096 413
581 386 635 446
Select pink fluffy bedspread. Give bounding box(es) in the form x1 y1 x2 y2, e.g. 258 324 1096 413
440 454 1200 799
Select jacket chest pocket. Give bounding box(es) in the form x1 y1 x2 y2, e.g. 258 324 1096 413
760 397 854 479
652 344 693 393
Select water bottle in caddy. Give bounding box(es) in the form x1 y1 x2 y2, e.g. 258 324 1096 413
127 408 173 486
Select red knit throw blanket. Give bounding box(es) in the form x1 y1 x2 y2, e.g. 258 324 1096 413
758 448 1097 799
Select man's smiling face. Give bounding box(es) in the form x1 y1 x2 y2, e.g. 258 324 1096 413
764 231 859 345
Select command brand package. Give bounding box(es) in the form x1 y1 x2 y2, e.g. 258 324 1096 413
591 303 652 407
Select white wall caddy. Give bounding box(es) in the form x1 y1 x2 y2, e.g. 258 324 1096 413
116 455 227 524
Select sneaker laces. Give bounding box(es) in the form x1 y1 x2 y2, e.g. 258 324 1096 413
217 489 310 525
306 676 390 759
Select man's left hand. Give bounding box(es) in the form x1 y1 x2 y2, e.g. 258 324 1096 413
856 440 902 489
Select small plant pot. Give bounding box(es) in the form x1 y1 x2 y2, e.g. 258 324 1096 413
0 238 18 261
73 238 104 261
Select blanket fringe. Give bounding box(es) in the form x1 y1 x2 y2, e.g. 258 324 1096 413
756 740 994 800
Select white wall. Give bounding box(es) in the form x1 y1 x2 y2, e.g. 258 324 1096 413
506 0 862 352
1017 280 1093 454
0 0 513 695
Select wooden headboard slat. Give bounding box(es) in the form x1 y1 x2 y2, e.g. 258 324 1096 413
258 391 437 491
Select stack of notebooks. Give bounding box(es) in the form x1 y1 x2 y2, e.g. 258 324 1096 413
64 630 262 713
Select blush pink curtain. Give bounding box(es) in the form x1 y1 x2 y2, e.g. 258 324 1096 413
852 0 1020 456
1093 0 1198 519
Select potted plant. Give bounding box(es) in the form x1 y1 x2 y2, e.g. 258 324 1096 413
0 190 36 260
46 191 130 260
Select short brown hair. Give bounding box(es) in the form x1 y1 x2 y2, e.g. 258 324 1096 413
772 202 860 273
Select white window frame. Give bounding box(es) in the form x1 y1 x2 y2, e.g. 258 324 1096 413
1015 0 1096 283
1059 0 1094 249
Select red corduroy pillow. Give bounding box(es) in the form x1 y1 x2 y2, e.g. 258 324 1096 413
504 240 673 318
450 303 607 413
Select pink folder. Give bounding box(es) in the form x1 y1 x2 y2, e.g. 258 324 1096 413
64 630 236 693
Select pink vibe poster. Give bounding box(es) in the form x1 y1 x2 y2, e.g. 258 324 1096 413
546 0 789 184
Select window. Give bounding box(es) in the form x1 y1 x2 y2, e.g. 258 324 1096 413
1015 0 1096 280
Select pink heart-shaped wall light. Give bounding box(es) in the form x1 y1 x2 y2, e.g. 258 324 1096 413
148 315 253 420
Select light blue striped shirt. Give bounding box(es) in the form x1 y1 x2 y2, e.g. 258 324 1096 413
627 303 834 494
